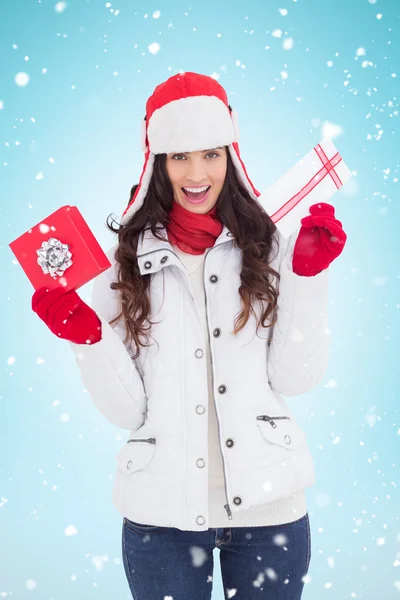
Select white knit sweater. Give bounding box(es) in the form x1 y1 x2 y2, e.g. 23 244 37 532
171 243 308 527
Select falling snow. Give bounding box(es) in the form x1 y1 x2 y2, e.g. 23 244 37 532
14 72 29 86
54 1 67 13
25 580 37 590
1 1 399 599
148 42 160 55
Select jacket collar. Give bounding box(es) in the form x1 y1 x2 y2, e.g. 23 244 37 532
136 221 234 275
137 221 234 257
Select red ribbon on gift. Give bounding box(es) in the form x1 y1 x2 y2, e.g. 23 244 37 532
271 143 345 225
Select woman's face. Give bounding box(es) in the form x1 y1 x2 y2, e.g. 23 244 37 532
166 146 228 213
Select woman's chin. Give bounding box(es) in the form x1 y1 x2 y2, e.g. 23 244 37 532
175 195 217 213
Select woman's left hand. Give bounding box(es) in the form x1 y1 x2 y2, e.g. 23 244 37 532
292 202 347 277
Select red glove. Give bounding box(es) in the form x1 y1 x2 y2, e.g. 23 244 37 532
292 202 347 277
32 287 102 345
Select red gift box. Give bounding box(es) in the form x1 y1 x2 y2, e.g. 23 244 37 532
9 205 112 292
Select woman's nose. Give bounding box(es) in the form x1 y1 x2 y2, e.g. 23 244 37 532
186 160 207 181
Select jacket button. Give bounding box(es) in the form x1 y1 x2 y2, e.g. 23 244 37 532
196 515 205 526
195 349 203 358
218 385 227 394
285 435 291 445
233 496 242 506
227 232 233 237
144 261 152 269
196 458 205 468
127 460 132 470
209 274 218 283
226 439 234 448
213 328 221 337
195 404 206 415
160 255 168 264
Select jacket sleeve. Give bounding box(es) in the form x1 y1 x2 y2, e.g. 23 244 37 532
68 250 147 430
266 228 330 397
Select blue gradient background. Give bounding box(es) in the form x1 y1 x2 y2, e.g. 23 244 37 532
1 0 399 598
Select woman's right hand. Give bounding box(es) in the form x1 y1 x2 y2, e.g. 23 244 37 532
32 286 102 345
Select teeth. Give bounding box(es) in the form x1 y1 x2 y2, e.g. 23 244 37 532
183 186 210 193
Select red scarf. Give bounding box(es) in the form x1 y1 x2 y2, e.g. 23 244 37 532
166 200 223 255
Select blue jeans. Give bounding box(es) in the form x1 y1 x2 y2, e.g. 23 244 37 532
122 512 311 599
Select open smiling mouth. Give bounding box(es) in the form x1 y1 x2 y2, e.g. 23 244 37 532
181 186 211 202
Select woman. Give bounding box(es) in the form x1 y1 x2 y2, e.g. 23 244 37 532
32 72 347 599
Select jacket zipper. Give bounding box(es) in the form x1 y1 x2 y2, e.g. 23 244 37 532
127 437 156 444
256 415 291 429
139 241 234 521
203 247 232 521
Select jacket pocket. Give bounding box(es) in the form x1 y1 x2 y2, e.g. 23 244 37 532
256 414 306 449
116 437 156 475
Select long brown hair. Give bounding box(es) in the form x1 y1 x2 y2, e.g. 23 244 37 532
105 147 280 359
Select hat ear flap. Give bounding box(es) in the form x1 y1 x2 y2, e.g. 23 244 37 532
140 117 148 152
230 108 240 143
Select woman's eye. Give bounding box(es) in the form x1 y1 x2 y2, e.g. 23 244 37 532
172 152 219 160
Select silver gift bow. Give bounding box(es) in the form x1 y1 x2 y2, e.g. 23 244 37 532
36 237 73 277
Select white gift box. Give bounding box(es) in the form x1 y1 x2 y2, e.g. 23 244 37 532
258 139 352 238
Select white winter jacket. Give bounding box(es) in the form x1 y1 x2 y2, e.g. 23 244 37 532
68 222 330 531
